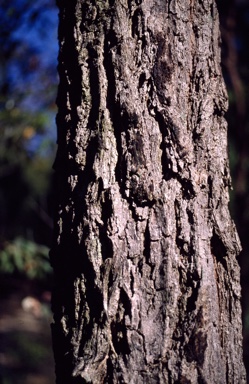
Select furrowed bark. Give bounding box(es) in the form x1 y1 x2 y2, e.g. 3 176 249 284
50 0 246 383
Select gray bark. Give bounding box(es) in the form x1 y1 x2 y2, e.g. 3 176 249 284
50 0 246 383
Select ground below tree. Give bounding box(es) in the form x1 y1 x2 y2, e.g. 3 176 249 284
0 276 54 384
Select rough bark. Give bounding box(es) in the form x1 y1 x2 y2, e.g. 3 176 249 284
50 0 246 383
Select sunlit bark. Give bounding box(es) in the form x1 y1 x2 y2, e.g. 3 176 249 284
50 1 246 382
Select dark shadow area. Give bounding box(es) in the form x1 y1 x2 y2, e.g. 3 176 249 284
217 1 249 378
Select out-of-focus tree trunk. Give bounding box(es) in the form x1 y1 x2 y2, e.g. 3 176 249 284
50 1 246 382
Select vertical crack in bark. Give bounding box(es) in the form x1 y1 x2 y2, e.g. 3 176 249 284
103 29 127 200
143 220 153 280
211 227 234 344
87 44 101 132
111 288 132 356
99 189 114 262
211 230 227 271
173 195 208 380
153 108 174 181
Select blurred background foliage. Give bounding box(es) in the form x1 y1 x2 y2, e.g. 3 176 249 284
0 0 57 382
0 0 249 382
0 0 57 275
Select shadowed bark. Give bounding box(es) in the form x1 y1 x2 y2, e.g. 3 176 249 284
50 1 246 383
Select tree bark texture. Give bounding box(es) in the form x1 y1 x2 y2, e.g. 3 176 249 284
51 0 246 383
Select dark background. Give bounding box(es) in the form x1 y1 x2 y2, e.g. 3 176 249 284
0 0 248 382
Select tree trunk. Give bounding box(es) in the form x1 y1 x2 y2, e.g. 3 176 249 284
50 0 246 382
